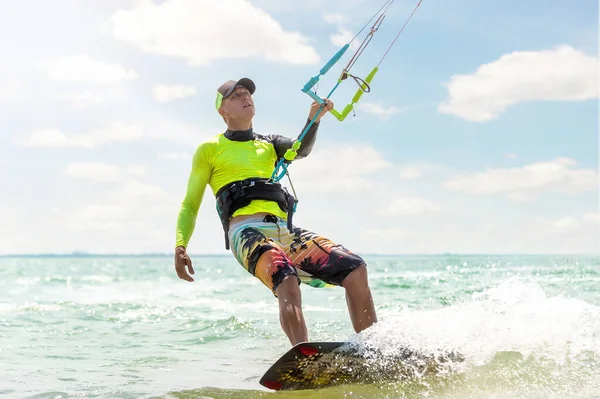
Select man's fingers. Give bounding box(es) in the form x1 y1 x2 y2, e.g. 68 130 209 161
186 257 195 275
177 266 193 282
176 265 188 280
176 268 186 281
175 255 194 282
175 265 185 280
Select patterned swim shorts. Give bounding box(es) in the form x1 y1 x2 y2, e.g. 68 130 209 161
228 214 366 295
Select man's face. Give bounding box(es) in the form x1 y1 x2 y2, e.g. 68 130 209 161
221 86 255 120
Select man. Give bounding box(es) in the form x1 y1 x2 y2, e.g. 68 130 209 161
174 77 377 346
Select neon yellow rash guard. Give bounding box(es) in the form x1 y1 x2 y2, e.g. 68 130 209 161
175 120 319 249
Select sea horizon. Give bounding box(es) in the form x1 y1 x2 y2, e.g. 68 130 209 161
1 251 598 258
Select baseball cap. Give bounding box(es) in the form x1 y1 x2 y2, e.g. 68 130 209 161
215 77 256 110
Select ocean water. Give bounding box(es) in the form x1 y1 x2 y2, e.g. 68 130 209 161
1 254 599 399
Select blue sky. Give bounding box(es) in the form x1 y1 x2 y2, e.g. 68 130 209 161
0 0 597 255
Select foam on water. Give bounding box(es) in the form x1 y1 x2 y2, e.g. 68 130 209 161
352 277 600 398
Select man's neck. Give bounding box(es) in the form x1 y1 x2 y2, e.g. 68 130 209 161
226 119 252 131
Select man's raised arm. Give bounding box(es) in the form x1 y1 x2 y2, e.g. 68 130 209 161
270 99 334 160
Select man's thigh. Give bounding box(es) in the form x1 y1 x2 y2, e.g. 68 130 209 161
282 225 366 287
229 221 298 294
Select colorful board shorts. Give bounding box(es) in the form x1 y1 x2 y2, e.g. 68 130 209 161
228 214 366 295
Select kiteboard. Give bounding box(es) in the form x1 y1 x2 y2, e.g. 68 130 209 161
259 341 370 391
259 340 466 391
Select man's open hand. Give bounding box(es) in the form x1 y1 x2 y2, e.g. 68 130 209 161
174 246 195 282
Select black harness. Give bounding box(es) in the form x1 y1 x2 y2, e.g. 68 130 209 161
215 177 297 249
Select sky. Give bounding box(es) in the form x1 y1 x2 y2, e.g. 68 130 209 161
0 0 598 255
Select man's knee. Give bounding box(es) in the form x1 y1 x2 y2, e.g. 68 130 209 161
276 274 301 294
256 248 299 296
341 263 369 288
276 275 302 308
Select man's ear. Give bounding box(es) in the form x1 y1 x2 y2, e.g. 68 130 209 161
218 107 228 123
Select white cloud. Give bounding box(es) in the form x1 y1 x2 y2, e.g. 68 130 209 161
66 163 121 182
386 197 441 215
331 28 353 47
158 152 191 161
363 227 415 240
16 129 65 146
108 0 320 66
64 180 174 235
398 167 422 180
43 54 138 83
439 45 599 122
153 84 196 102
537 216 582 235
506 192 538 203
113 179 167 200
444 157 598 200
59 91 106 108
289 144 391 192
0 78 20 99
253 0 362 12
66 162 147 183
584 213 600 223
323 14 346 25
358 102 403 119
17 122 143 148
322 12 358 49
533 213 599 248
66 204 132 232
144 117 220 145
126 165 147 176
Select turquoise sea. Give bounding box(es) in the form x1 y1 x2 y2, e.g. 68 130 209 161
1 254 599 399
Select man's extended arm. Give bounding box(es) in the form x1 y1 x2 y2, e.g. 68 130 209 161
270 118 320 160
175 144 212 249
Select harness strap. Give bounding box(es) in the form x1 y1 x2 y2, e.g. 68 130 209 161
216 178 295 249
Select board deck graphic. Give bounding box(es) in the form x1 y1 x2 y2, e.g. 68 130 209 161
259 341 366 391
259 340 465 391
